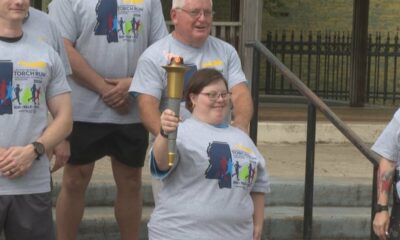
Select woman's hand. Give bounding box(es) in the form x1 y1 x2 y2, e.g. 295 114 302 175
160 109 179 134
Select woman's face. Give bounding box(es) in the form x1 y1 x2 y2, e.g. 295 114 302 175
190 80 230 125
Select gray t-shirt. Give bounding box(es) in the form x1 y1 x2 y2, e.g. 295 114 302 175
371 109 400 164
148 118 270 240
23 7 72 76
371 109 400 197
129 34 247 120
49 0 168 123
0 34 70 195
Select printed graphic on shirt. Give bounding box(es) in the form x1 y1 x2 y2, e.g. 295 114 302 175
0 60 47 115
0 61 13 114
181 64 197 101
94 0 144 43
205 141 232 189
201 59 223 68
205 141 257 189
231 144 257 188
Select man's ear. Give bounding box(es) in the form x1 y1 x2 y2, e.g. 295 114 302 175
170 9 178 25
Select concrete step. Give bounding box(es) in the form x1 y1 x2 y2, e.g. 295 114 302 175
51 206 372 240
267 176 374 207
265 206 372 240
51 176 375 208
256 102 395 144
44 142 377 239
258 121 386 144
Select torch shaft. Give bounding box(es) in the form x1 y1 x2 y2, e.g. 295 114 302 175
163 57 187 167
167 98 181 166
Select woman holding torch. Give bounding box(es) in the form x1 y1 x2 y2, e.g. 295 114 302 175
148 68 270 240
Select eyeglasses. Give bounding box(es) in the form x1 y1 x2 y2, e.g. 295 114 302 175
176 8 215 18
199 91 231 101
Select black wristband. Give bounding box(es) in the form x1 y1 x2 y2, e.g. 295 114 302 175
375 204 389 213
159 127 168 138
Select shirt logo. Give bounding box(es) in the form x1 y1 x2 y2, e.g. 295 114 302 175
122 0 144 3
94 0 144 43
18 61 47 68
201 60 224 68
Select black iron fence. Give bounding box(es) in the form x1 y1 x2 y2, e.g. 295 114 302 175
247 40 380 240
263 31 400 105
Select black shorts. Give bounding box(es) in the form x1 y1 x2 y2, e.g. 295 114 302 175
0 192 54 240
68 121 148 168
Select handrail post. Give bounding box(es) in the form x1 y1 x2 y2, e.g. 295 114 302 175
371 165 379 240
249 45 260 144
249 40 381 238
31 0 42 10
304 103 316 240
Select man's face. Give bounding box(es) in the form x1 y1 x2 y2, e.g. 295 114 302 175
171 0 213 48
0 0 29 23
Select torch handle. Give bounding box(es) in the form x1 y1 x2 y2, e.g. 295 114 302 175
167 98 181 166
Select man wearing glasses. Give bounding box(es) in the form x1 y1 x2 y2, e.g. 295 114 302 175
0 0 72 239
129 0 253 203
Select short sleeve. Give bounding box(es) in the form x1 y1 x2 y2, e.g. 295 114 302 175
47 51 71 99
226 45 247 89
251 149 271 193
371 112 400 162
48 0 79 42
149 0 168 44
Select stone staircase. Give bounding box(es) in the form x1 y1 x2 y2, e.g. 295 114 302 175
49 171 375 240
3 103 395 239
49 142 376 240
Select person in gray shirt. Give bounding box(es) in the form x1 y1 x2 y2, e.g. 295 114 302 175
371 109 400 239
150 68 270 240
0 0 72 239
130 0 254 205
48 0 168 239
23 7 73 173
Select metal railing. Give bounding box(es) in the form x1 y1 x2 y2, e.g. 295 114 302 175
263 31 400 105
247 40 381 240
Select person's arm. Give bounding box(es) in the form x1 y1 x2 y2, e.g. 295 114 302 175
63 38 109 94
152 109 179 171
137 94 161 136
50 140 70 173
251 192 265 240
0 93 72 178
230 82 253 134
373 157 396 240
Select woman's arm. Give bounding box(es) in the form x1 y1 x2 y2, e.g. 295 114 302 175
152 109 179 171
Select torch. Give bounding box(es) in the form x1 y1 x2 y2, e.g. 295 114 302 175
162 57 188 167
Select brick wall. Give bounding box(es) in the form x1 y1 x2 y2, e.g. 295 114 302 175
263 0 400 39
41 0 400 38
161 0 231 21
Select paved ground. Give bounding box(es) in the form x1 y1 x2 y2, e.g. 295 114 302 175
258 102 397 122
51 142 374 184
